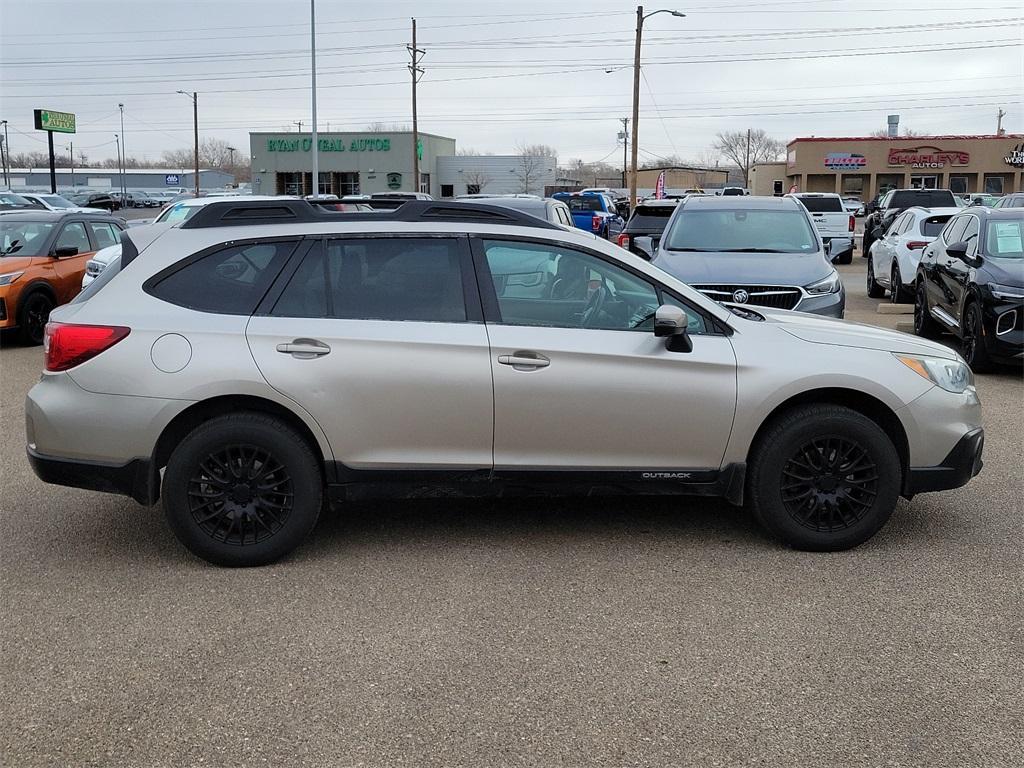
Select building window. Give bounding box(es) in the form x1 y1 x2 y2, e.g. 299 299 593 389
335 172 359 196
440 184 454 198
466 184 481 195
984 175 1004 195
277 172 303 196
317 173 330 195
949 176 968 194
419 173 430 194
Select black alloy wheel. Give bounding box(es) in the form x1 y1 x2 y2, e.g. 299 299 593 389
187 444 294 546
866 259 884 298
890 265 912 304
780 437 877 533
961 302 993 373
914 281 942 339
17 292 54 346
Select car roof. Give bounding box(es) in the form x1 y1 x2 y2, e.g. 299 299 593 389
170 195 288 208
682 195 801 210
635 200 680 208
0 210 119 222
789 192 841 197
966 207 1024 220
904 206 962 216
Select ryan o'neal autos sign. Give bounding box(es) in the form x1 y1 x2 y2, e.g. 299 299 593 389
33 109 76 134
888 146 969 169
267 136 391 152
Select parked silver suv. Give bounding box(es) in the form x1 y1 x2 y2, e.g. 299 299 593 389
27 199 983 566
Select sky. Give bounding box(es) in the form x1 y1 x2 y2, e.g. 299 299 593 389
1 0 1022 168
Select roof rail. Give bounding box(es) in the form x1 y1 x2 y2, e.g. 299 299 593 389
179 198 561 230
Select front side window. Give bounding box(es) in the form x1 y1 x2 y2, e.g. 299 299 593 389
943 216 968 245
483 239 682 332
961 217 980 256
149 241 297 314
664 209 817 254
55 222 91 253
273 237 466 322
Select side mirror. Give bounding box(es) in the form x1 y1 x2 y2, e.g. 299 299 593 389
654 304 693 353
53 245 79 257
947 241 982 268
827 238 852 259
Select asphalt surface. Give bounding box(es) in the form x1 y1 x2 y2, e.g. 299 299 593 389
1 253 1022 767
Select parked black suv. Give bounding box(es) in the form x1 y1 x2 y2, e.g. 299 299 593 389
615 200 679 259
864 189 958 256
914 207 1024 370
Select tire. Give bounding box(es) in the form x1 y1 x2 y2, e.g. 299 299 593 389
866 258 885 298
837 250 853 265
16 291 54 346
748 404 901 551
162 413 323 567
913 280 942 339
861 229 874 258
961 301 993 373
890 265 912 304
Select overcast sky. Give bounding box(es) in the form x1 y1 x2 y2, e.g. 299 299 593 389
1 0 1021 167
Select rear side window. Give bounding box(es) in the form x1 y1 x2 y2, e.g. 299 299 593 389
566 197 603 212
272 237 467 322
148 241 297 314
795 196 843 213
88 222 121 249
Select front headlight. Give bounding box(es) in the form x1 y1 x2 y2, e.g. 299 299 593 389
805 270 841 295
895 354 974 394
0 271 24 287
989 283 1024 301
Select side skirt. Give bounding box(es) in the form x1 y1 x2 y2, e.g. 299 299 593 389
325 462 746 506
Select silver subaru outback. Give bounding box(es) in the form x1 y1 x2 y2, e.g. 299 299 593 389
26 199 983 566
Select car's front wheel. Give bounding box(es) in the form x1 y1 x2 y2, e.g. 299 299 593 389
748 404 901 551
163 413 323 566
961 301 993 373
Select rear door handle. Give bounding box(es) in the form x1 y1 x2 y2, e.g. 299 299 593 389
276 338 331 359
498 352 550 369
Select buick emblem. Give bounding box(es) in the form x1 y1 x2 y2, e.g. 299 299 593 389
732 289 750 304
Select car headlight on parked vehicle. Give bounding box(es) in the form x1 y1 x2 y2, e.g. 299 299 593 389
0 271 24 287
895 354 974 394
989 283 1024 301
805 271 842 295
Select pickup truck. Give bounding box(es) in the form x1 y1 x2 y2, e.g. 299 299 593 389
552 191 624 240
786 192 855 263
862 188 959 257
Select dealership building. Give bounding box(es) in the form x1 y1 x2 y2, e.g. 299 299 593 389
6 167 234 192
750 134 1024 198
249 131 558 198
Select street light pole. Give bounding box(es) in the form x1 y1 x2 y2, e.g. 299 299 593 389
114 134 121 198
1 120 10 188
67 142 74 187
227 146 236 183
0 121 8 188
118 103 126 196
630 6 685 210
310 0 319 197
178 90 199 196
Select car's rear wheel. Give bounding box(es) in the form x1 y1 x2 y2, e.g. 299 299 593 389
961 301 993 373
163 413 322 566
914 280 942 339
866 259 885 298
16 292 54 346
748 404 900 551
890 265 912 304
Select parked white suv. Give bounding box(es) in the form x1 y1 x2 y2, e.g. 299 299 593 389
866 206 960 303
27 199 984 566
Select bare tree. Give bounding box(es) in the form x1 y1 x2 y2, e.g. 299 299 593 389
463 169 493 194
514 142 557 194
869 128 923 138
364 122 412 132
456 147 496 156
713 129 786 187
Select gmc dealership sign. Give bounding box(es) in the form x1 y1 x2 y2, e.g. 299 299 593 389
888 146 969 169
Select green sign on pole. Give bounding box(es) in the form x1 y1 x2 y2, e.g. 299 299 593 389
33 109 76 134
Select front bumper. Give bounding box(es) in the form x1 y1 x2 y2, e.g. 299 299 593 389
905 428 984 495
27 446 156 505
794 288 845 318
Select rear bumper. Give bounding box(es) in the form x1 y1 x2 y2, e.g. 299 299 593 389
27 446 156 505
904 427 984 495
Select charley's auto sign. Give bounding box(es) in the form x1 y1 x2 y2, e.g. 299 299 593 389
888 146 969 169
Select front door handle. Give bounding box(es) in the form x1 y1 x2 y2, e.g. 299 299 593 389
276 338 331 359
498 352 550 370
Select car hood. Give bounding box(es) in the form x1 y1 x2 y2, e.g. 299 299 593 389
653 249 832 286
0 255 37 275
752 306 959 359
980 257 1024 287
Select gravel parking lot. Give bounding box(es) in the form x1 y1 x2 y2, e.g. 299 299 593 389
1 256 1021 767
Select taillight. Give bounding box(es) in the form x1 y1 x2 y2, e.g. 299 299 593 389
906 241 929 250
617 233 631 249
849 215 855 232
44 322 130 372
591 214 601 232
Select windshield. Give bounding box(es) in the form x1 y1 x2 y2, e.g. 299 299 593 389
566 196 604 212
155 202 202 224
986 221 1024 259
796 196 843 213
664 209 817 253
0 193 34 208
890 190 956 209
627 205 676 231
0 221 57 256
40 195 76 209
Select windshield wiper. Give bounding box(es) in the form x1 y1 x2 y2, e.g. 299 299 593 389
665 247 715 252
716 247 789 253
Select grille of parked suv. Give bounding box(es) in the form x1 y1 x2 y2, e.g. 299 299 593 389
694 285 802 310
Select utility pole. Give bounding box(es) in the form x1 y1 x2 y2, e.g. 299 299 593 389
310 0 319 197
620 117 629 188
68 142 74 187
1 120 10 188
227 146 236 181
113 134 121 198
630 6 643 209
118 103 126 196
0 122 8 188
744 127 751 189
176 90 199 194
408 18 425 194
997 108 1006 136
293 121 303 133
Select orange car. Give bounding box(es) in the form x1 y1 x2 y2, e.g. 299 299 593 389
0 211 125 344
